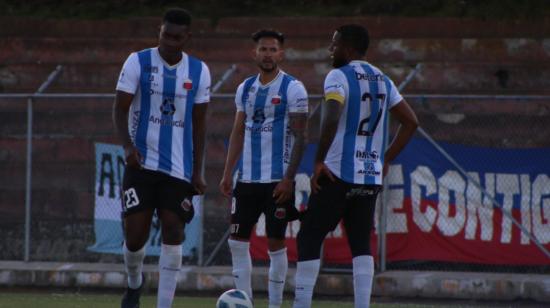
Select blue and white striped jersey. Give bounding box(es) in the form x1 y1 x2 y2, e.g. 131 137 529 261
116 47 211 181
323 60 403 185
235 71 308 183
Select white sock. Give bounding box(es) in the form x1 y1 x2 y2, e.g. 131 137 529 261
157 244 182 308
292 259 320 308
353 255 374 308
123 242 145 289
228 239 253 299
268 248 288 307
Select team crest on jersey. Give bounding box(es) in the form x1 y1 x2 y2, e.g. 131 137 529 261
183 79 193 90
271 95 281 105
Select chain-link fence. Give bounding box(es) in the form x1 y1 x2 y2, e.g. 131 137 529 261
1 93 549 274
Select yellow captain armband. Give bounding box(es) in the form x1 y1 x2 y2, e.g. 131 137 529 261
324 92 345 104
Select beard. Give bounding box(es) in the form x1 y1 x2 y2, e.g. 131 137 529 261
258 62 277 73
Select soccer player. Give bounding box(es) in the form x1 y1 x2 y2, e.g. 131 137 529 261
219 29 309 307
292 24 419 308
113 8 210 308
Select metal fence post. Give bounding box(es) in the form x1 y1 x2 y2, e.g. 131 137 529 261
23 65 63 262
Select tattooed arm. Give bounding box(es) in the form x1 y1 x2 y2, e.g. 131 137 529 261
273 113 308 204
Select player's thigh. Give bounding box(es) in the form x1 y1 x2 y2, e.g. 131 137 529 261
121 167 157 249
263 183 294 240
230 182 264 240
157 175 196 244
299 176 346 238
342 186 380 256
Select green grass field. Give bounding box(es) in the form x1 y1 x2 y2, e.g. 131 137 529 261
0 292 443 308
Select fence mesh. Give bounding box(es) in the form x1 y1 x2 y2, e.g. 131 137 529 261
0 94 549 274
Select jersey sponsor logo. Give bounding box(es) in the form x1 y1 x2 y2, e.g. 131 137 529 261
252 109 266 124
358 162 381 176
355 72 384 81
148 115 185 127
143 65 159 73
355 149 379 162
245 124 273 133
271 95 281 105
183 78 193 90
160 97 176 115
149 89 187 99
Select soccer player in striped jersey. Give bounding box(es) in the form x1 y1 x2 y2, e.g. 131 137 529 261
219 29 309 307
293 25 418 308
113 8 210 308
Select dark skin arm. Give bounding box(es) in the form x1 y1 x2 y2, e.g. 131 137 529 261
192 103 208 195
273 113 308 203
113 90 142 168
219 111 246 197
311 99 343 193
383 99 419 176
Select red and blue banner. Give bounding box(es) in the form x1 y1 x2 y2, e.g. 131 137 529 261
250 138 550 265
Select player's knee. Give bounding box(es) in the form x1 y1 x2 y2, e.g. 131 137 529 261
161 225 184 244
125 238 147 252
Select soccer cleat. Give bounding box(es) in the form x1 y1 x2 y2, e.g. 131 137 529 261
121 274 144 308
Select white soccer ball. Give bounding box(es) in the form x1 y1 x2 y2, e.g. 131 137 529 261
216 289 253 308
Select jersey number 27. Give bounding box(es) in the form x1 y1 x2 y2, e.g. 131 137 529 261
357 92 385 137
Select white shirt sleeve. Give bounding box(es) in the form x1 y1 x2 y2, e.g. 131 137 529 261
387 78 404 109
287 80 308 114
116 53 140 94
323 69 346 104
194 62 211 104
234 82 245 112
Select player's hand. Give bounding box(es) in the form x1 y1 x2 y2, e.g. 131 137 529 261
191 174 207 195
219 175 233 198
310 162 334 194
124 145 142 169
273 178 294 204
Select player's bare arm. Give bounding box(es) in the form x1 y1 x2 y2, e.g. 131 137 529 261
192 102 208 194
219 111 246 197
311 99 343 193
113 90 141 168
383 99 419 176
273 113 308 204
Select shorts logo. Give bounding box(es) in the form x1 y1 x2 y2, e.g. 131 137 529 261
271 95 281 105
274 207 286 219
124 188 140 209
180 198 193 212
183 78 193 90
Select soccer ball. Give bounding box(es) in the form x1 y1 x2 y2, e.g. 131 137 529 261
216 289 253 308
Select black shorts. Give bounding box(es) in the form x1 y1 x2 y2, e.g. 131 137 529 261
230 181 299 240
121 166 195 223
298 174 382 258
